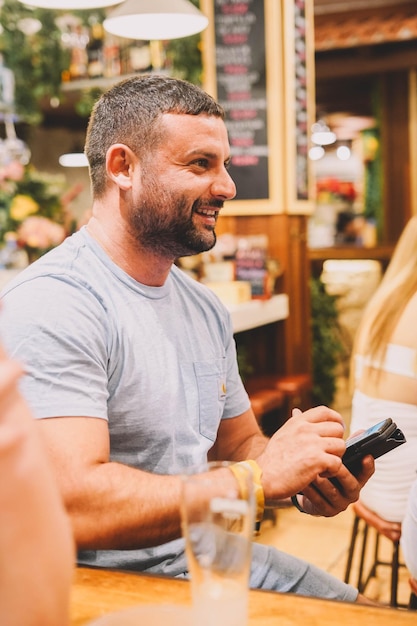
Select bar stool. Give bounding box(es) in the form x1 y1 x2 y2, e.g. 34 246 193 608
344 500 406 607
245 384 285 436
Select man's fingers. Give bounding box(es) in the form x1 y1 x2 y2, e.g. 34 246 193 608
291 405 345 428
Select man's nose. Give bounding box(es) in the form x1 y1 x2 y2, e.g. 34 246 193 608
211 168 236 201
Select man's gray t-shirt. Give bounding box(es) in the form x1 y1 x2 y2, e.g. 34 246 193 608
0 227 250 573
0 227 359 601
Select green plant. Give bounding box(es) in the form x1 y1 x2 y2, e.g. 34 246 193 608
310 276 344 407
0 0 71 124
165 0 203 85
165 34 203 86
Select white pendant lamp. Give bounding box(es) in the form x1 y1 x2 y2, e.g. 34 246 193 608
58 152 89 167
103 0 209 41
311 120 336 146
17 0 123 9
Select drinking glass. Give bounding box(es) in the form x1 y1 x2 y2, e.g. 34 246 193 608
180 460 255 626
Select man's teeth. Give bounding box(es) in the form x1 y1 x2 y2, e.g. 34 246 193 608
198 208 216 216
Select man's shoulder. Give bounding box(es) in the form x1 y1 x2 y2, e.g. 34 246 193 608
2 230 104 292
0 231 108 317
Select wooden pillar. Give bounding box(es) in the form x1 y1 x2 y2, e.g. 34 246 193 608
380 70 413 243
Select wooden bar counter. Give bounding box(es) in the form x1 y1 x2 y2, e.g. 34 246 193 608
71 566 416 626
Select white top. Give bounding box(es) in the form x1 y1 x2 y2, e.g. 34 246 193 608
354 344 417 381
350 391 417 522
351 343 417 522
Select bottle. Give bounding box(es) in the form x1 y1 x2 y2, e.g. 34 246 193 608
69 24 89 80
103 34 121 78
87 18 104 79
129 43 152 73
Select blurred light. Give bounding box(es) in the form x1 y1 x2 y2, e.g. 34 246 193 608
309 145 325 161
59 153 89 167
17 18 42 35
49 96 60 108
336 145 351 161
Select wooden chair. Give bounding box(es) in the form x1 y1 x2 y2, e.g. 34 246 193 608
344 500 407 607
271 373 313 413
245 381 285 436
246 372 312 434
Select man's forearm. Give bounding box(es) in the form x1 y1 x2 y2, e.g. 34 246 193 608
67 463 185 550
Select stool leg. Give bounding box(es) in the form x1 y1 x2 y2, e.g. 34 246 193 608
390 541 400 608
357 522 369 592
361 529 380 594
369 532 380 579
344 515 360 584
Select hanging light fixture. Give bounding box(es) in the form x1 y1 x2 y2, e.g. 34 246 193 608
311 120 337 146
17 0 123 9
58 152 89 167
103 0 209 41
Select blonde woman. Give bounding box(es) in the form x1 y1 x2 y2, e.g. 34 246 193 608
0 342 74 626
350 215 417 524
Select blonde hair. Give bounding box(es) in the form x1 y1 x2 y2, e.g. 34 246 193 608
352 215 417 372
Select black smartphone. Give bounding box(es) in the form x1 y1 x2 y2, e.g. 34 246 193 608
342 417 406 474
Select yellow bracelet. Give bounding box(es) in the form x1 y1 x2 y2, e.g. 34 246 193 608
230 460 265 523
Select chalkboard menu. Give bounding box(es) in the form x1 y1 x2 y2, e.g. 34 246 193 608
213 0 269 201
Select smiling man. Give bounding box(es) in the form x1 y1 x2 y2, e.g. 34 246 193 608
0 75 374 604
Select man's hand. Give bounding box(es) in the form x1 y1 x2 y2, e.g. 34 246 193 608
299 454 375 517
256 406 347 504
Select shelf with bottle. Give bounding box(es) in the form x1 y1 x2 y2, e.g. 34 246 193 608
61 72 144 93
61 19 167 93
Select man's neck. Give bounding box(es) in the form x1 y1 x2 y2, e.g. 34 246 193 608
85 218 173 287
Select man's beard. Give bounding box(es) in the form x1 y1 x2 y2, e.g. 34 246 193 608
128 187 221 259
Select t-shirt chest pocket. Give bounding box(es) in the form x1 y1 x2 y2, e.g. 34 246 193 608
194 359 227 441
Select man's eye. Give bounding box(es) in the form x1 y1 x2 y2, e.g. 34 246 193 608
192 159 209 168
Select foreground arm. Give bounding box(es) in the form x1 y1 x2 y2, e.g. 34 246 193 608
42 402 376 554
0 347 74 626
39 415 190 549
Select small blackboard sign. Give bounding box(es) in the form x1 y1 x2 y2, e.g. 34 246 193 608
234 235 269 298
213 0 269 201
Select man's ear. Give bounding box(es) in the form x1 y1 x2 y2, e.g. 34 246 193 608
106 144 137 191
